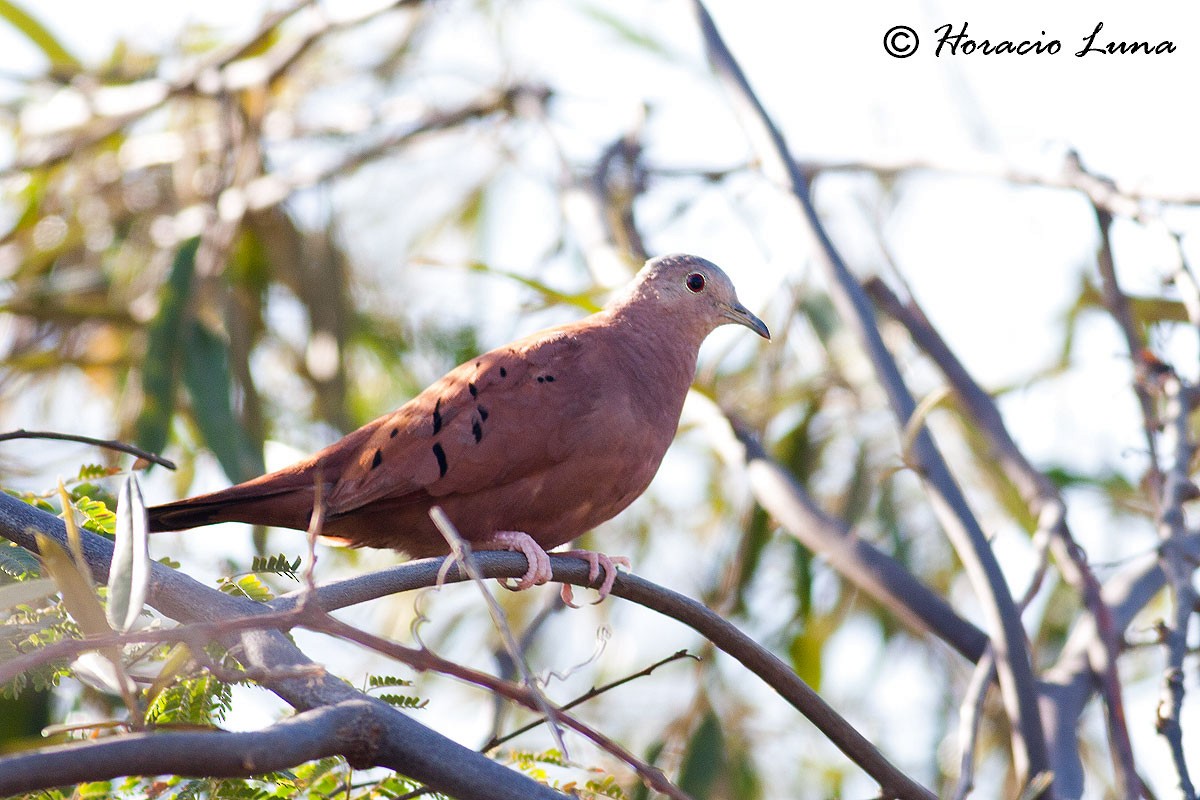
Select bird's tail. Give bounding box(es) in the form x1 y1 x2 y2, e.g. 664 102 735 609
147 482 315 533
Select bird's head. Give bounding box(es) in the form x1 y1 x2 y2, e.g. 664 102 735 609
616 253 771 341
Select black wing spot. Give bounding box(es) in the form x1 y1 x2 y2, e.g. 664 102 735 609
432 399 442 434
472 420 482 443
475 361 481 368
499 367 507 378
478 406 489 421
545 375 555 382
390 428 398 438
371 449 383 469
468 382 478 398
537 376 545 383
432 443 448 478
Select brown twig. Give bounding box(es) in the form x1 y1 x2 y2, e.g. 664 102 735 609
686 0 1048 787
279 554 937 800
1080 155 1162 494
0 429 176 469
1152 377 1199 800
864 276 1138 799
428 507 570 760
482 649 699 752
305 606 692 800
0 493 567 800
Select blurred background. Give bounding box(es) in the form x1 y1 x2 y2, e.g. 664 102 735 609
1 0 1199 797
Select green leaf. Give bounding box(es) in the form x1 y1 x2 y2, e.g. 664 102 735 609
377 693 426 709
466 261 601 313
677 710 725 799
136 237 199 460
182 317 264 483
145 673 232 726
0 541 41 578
0 0 81 76
367 674 414 689
578 3 671 57
73 495 117 537
107 474 149 633
249 554 301 581
218 573 273 602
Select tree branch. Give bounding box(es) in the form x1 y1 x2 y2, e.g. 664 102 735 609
864 276 1138 799
273 553 936 800
0 700 389 794
0 429 176 469
0 492 565 800
724 412 989 663
686 0 1048 787
1152 378 1199 800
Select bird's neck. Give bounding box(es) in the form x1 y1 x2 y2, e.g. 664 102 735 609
605 302 706 409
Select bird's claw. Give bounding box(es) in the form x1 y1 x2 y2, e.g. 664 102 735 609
484 530 553 591
476 533 629 607
558 550 631 607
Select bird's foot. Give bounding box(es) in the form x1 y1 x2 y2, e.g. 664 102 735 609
557 550 631 607
478 530 554 591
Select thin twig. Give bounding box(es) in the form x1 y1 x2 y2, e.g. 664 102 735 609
276 553 937 800
0 429 176 469
0 492 565 800
953 650 996 800
1153 377 1199 800
687 0 1048 786
428 507 569 759
865 276 1138 798
1084 162 1162 491
482 649 699 752
305 606 692 800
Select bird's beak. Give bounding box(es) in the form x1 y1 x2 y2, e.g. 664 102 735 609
722 302 771 340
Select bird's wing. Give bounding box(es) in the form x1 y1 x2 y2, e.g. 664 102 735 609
326 328 598 514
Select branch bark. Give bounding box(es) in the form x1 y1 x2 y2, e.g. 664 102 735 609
0 492 565 800
687 0 1049 788
725 413 989 663
272 552 935 800
0 700 390 794
864 276 1137 799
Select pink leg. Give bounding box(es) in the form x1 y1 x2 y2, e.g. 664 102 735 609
557 550 631 607
475 530 554 591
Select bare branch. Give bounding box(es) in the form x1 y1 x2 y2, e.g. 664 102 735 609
865 276 1138 799
0 700 384 794
1153 377 1199 800
792 150 1200 217
482 649 699 752
686 0 1048 786
275 553 936 800
0 429 176 469
1079 153 1163 488
952 651 996 800
0 491 566 800
725 413 988 663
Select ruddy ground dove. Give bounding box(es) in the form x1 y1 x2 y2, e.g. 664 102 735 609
149 254 770 603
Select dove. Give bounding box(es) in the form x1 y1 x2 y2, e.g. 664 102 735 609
148 254 769 603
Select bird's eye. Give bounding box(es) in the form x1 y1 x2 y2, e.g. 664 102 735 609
685 272 706 293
